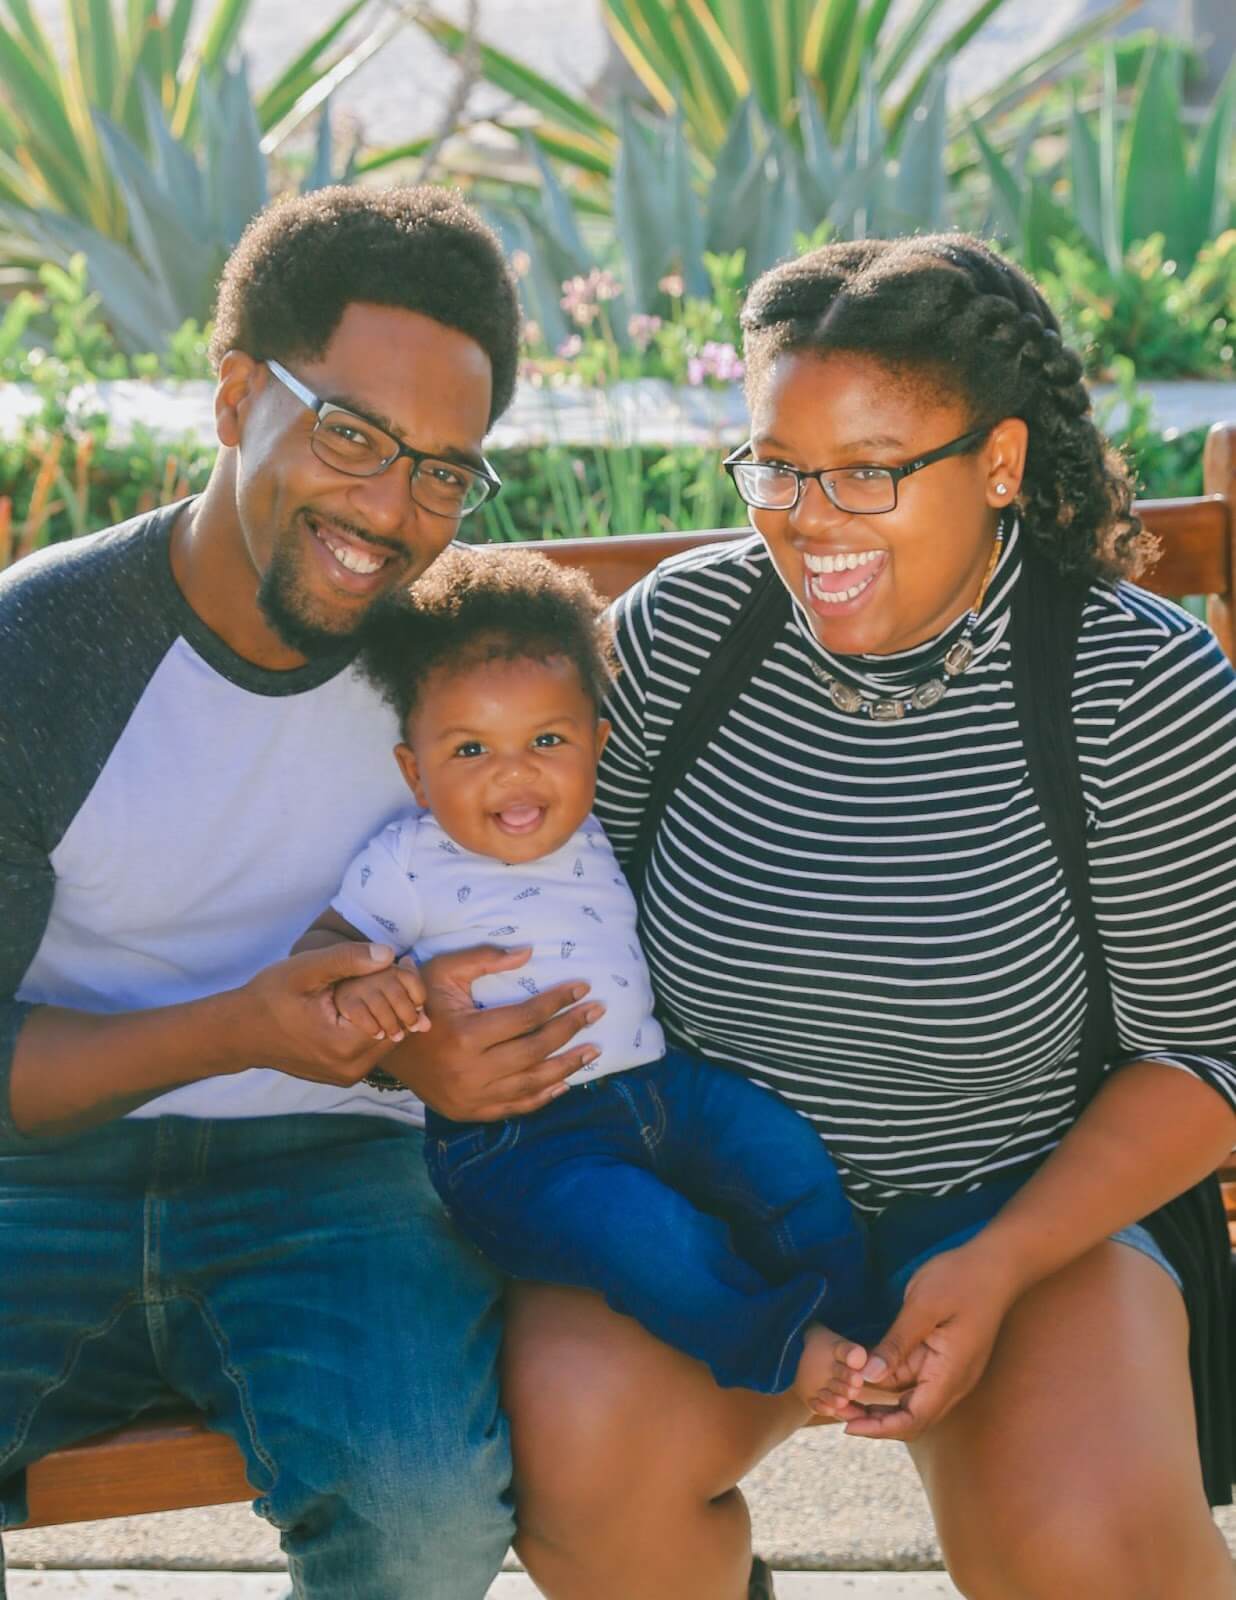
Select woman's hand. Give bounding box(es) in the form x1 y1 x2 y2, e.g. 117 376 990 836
834 1238 1023 1442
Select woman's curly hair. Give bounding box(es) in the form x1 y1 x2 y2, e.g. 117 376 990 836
740 234 1155 582
361 545 617 728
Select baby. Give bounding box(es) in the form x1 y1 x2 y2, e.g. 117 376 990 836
299 546 880 1401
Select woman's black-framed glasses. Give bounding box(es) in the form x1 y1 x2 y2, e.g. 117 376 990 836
265 359 502 519
723 426 992 515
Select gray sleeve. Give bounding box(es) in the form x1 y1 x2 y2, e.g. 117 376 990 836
0 737 54 1142
0 507 183 1141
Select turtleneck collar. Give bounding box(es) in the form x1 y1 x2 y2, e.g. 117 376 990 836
790 517 1022 697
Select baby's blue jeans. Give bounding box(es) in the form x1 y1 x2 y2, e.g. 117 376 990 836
0 1114 512 1600
426 1050 880 1393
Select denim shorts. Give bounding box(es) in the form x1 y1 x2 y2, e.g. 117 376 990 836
874 1173 1184 1305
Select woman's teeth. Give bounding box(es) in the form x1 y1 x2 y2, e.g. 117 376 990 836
804 550 881 574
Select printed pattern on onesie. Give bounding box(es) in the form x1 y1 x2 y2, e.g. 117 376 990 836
331 811 665 1085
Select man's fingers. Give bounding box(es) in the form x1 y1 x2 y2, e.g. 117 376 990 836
292 941 394 990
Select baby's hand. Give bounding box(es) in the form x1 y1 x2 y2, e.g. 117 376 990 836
333 955 429 1042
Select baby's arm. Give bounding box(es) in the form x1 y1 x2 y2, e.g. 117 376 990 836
294 909 429 1042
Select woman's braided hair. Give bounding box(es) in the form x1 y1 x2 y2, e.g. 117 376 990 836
740 234 1155 582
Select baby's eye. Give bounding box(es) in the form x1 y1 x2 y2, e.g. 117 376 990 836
453 741 486 758
532 732 565 748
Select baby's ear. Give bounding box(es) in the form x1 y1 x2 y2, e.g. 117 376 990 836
594 718 612 760
394 742 429 809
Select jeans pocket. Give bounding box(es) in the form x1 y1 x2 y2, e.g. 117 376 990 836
436 1120 521 1196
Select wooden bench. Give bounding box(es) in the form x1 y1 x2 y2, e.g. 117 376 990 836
16 420 1236 1531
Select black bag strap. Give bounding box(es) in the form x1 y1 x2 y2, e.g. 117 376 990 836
1006 545 1117 1107
626 559 788 895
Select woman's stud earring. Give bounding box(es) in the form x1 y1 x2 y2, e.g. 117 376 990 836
995 483 1007 496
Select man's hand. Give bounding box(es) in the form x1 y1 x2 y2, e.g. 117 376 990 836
833 1240 1022 1442
234 942 413 1087
376 944 604 1119
334 957 429 1042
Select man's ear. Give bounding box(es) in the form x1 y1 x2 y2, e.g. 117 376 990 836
395 741 429 810
214 350 266 449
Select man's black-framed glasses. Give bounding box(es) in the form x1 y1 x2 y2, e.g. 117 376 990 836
266 359 501 519
723 426 992 515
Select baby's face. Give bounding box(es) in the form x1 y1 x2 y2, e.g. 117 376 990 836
397 653 610 863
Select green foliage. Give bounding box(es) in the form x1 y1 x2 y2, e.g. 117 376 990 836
472 443 745 543
0 252 212 388
1097 356 1208 500
972 42 1235 276
420 0 1131 186
0 0 404 344
1042 232 1236 378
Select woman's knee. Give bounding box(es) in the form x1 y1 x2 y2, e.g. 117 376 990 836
940 1494 1230 1600
504 1284 796 1540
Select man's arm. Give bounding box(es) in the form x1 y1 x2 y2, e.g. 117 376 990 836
8 941 416 1138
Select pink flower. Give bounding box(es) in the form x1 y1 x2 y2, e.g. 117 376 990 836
658 273 684 298
511 250 532 279
627 313 663 351
686 342 744 385
557 334 583 359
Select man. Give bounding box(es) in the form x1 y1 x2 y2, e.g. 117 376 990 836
0 186 600 1599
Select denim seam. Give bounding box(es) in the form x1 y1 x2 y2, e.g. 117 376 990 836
768 1276 833 1393
642 1079 668 1153
440 1121 520 1192
176 1289 281 1513
0 1295 141 1526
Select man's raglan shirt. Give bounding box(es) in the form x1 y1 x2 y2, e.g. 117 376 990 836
0 504 426 1135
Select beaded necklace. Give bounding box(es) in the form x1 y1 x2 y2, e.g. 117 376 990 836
808 516 1008 720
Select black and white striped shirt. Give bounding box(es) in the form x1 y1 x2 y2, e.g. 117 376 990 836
594 523 1236 1214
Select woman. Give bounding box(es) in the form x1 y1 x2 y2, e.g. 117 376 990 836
503 235 1236 1599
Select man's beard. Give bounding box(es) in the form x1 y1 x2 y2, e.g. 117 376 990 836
257 540 371 659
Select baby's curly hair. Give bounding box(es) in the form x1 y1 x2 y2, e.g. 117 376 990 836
361 545 617 729
210 185 521 426
741 234 1155 582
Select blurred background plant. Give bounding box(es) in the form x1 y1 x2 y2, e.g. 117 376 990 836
0 0 1231 562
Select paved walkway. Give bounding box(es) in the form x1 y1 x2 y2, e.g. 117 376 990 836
6 1573 968 1598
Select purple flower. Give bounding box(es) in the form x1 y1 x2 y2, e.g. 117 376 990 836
557 334 583 359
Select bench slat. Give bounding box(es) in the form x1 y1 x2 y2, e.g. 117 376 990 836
21 1417 252 1529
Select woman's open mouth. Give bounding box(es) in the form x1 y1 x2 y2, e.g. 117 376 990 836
803 549 887 614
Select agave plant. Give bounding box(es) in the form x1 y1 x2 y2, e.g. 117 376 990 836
970 40 1235 275
4 62 362 353
416 0 1138 199
485 59 953 349
0 0 406 251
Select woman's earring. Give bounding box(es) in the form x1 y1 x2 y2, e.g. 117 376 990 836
995 483 1008 497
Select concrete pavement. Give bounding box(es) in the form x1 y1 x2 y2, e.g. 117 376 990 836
6 1575 968 1598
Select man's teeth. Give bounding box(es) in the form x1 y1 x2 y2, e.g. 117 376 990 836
313 522 387 575
804 550 881 574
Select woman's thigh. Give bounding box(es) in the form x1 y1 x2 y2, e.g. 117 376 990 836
909 1240 1234 1599
504 1281 805 1528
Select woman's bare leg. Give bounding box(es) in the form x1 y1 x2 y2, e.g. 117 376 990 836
504 1283 807 1600
909 1241 1234 1599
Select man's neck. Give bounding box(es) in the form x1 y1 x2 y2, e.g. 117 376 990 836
169 468 310 673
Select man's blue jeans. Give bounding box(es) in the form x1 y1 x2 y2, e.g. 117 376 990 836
426 1050 879 1393
0 1114 512 1600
